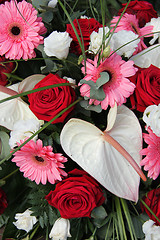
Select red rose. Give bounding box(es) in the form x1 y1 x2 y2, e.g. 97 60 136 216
129 65 160 112
0 188 8 215
118 0 158 27
66 18 102 55
141 188 160 226
0 56 15 86
45 169 105 219
28 73 76 124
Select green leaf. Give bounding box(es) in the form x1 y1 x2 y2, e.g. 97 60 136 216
80 79 96 88
39 216 44 229
96 72 110 88
90 86 106 101
80 100 102 113
91 206 107 219
39 11 54 23
0 131 11 160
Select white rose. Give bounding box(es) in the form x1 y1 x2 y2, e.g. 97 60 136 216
9 119 41 149
142 220 160 240
48 0 58 8
49 218 71 240
88 27 110 54
145 17 160 45
13 209 37 233
44 31 72 59
143 104 160 137
109 30 140 58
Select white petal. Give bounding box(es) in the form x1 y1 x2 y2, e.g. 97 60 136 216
60 105 142 202
0 84 39 130
18 74 45 93
106 103 117 131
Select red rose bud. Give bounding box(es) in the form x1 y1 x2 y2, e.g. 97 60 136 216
28 73 76 124
0 188 8 215
0 56 15 86
118 0 158 28
45 169 105 219
141 188 160 226
129 65 160 112
66 18 102 55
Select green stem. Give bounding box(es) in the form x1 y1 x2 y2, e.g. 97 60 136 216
140 199 160 224
30 224 40 240
0 168 19 181
0 98 82 165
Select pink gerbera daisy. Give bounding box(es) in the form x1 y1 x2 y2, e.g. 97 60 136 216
0 0 46 60
12 139 68 185
110 13 153 54
140 127 160 180
80 53 137 110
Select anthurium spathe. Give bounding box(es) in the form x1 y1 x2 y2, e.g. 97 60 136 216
60 104 145 202
0 74 45 130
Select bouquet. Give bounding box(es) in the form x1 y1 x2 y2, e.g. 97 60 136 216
0 0 160 239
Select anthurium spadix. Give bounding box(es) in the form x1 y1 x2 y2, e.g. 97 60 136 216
60 104 146 202
0 74 45 130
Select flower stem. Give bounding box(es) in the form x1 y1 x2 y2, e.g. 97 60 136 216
103 132 147 181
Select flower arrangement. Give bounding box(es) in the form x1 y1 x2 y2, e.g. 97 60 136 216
0 0 160 239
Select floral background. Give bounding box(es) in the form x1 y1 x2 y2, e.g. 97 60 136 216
0 0 160 239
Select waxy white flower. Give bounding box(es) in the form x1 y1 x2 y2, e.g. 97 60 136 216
145 17 160 45
13 209 37 233
9 119 42 149
143 104 160 137
109 30 140 58
88 27 110 54
44 31 72 59
48 0 58 8
49 218 71 240
142 220 160 240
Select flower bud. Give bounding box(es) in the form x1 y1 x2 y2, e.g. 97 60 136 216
49 218 71 240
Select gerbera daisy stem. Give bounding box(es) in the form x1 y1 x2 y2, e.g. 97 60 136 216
0 85 18 96
103 132 147 181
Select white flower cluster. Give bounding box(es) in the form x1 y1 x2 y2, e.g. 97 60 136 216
142 220 160 240
143 104 160 137
88 27 110 54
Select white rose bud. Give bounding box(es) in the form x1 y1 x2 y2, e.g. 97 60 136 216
9 119 41 149
44 31 72 60
13 209 37 233
143 104 160 137
142 220 160 240
48 0 58 8
49 218 71 240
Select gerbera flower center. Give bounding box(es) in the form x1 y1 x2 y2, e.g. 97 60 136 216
131 23 139 35
11 26 20 36
35 156 44 162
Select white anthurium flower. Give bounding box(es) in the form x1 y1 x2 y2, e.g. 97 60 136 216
49 218 71 240
130 44 160 68
0 74 45 130
44 31 72 60
60 104 146 202
13 209 37 233
109 30 140 58
145 17 160 45
9 119 42 149
143 104 160 137
48 0 58 8
142 220 160 240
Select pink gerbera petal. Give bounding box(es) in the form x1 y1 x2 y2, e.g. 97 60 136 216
80 52 137 110
140 127 160 180
0 0 46 60
12 139 68 185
